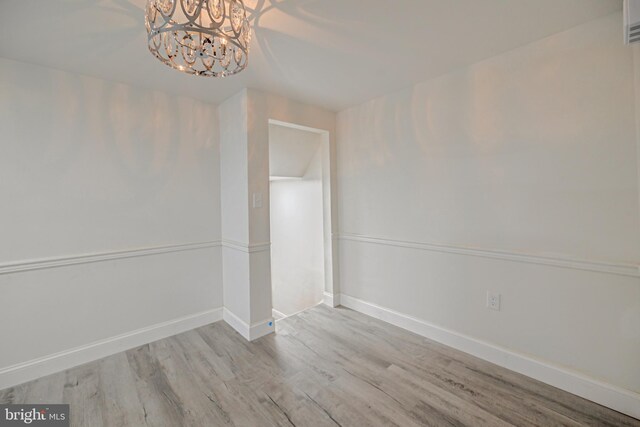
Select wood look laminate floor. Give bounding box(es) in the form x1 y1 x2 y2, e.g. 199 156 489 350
1 305 638 427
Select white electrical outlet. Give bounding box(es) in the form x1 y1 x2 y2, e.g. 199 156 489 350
487 292 501 311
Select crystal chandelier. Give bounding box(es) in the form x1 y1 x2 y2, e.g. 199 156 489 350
145 0 252 77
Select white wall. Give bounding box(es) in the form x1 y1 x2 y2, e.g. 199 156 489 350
337 11 640 404
0 58 223 386
219 90 252 327
270 179 325 316
635 44 640 224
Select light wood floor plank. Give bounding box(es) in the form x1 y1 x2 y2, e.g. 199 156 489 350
1 305 638 426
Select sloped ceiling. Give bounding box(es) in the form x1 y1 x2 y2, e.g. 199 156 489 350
0 0 623 111
269 124 321 178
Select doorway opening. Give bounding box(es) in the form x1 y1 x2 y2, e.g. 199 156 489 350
268 120 330 320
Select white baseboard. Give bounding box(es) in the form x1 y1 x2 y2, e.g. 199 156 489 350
249 319 275 341
272 309 287 320
323 292 340 308
0 308 223 390
339 294 640 420
273 301 325 322
222 308 250 339
223 308 274 341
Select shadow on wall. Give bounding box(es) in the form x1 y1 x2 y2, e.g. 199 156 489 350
0 58 220 261
4 63 217 199
337 13 638 263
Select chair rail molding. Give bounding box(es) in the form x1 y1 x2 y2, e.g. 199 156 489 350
0 241 222 275
338 233 640 278
221 240 271 254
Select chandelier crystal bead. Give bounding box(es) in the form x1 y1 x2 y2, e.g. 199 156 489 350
145 0 251 77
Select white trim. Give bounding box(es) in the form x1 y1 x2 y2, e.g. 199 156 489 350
272 309 287 320
222 308 250 339
248 242 271 253
270 176 303 182
221 240 271 254
339 233 640 278
223 309 274 341
339 294 640 420
249 318 275 341
273 302 325 321
269 118 339 304
0 241 222 276
268 119 328 135
0 308 223 390
323 291 340 308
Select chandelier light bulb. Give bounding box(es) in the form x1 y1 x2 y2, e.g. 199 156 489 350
145 0 252 77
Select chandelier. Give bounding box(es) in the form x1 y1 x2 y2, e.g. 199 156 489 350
145 0 252 77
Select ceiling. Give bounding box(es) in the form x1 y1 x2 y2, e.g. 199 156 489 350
269 124 321 178
0 0 622 111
